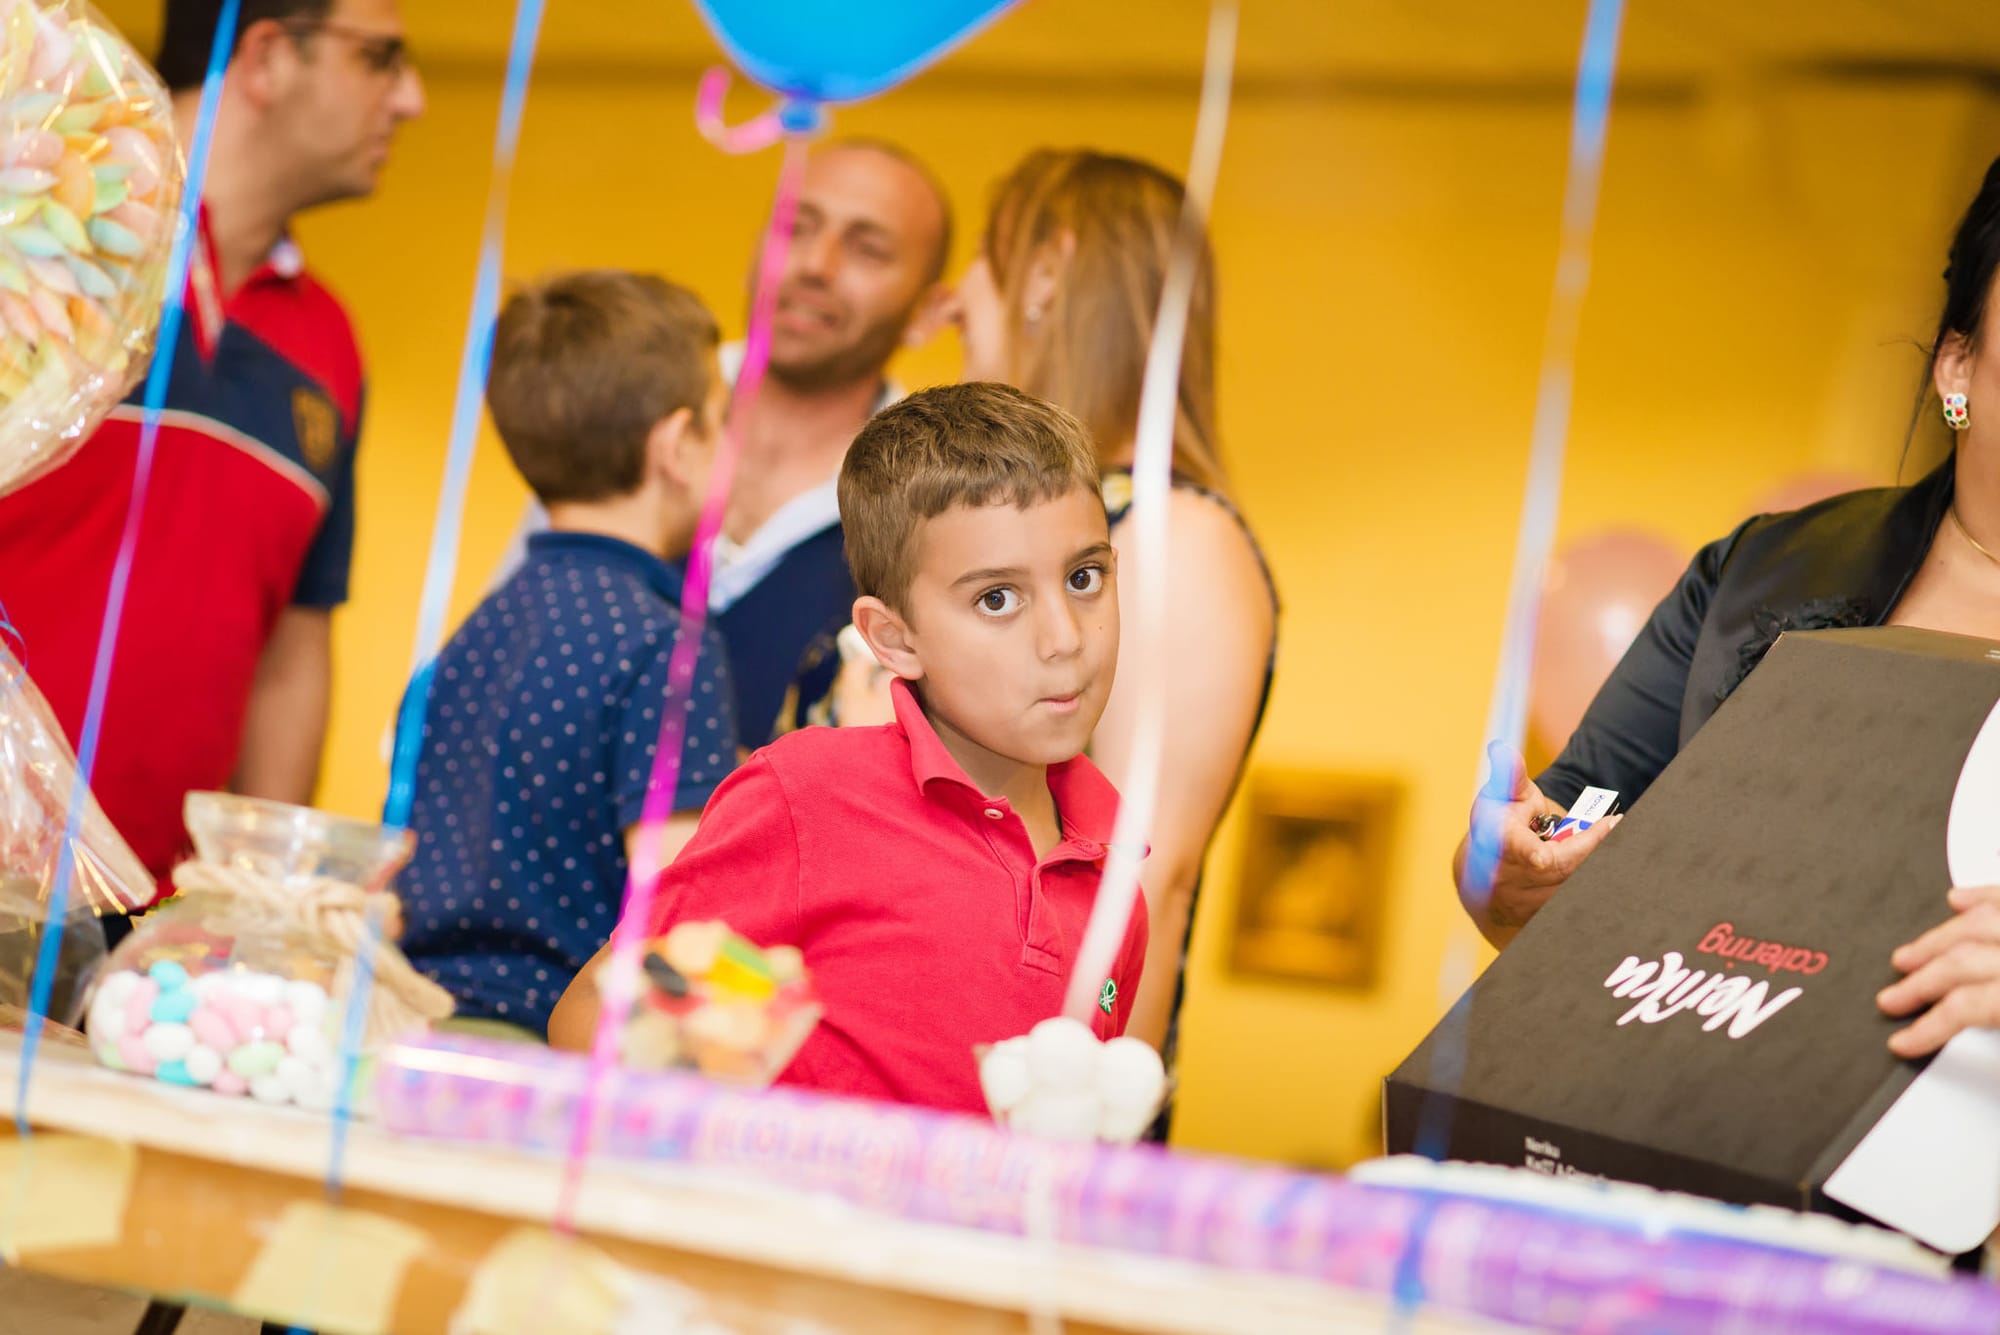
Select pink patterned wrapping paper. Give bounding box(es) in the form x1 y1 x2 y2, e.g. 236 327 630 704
375 1035 2000 1335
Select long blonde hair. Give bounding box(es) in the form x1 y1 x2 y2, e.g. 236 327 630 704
984 149 1227 494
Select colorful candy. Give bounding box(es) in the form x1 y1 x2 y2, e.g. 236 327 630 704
613 921 821 1086
0 0 183 498
84 963 341 1109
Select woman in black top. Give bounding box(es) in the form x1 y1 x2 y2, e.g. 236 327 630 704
1453 154 2000 1060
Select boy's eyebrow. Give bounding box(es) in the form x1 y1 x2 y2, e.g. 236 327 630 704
1070 540 1115 565
949 542 1115 588
951 564 1025 588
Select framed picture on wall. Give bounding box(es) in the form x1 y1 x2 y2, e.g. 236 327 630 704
1228 771 1400 991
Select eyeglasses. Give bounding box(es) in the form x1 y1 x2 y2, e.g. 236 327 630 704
283 19 414 78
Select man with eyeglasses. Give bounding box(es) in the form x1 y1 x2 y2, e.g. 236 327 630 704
0 0 424 912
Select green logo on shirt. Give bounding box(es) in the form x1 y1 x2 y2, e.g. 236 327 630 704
1099 978 1117 1014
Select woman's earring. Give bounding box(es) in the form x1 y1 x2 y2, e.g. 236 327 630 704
1024 303 1043 327
1945 391 1970 431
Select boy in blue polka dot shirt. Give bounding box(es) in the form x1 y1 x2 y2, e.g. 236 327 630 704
399 270 741 1038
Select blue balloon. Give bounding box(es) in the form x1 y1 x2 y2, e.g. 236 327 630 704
691 0 1020 106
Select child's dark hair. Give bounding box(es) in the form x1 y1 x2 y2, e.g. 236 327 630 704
486 271 717 506
839 383 1100 610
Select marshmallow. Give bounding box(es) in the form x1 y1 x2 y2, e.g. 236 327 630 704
979 1038 1033 1114
140 1021 193 1064
1026 1016 1099 1089
183 1044 222 1087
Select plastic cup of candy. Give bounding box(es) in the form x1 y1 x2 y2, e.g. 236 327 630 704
612 921 822 1088
977 1017 1172 1145
81 794 416 1108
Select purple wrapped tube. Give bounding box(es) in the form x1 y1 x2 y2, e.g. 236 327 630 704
375 1036 2000 1334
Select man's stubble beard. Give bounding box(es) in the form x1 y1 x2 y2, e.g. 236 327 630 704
764 299 919 398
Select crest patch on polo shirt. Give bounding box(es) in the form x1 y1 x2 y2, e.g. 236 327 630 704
1099 978 1117 1014
293 387 339 471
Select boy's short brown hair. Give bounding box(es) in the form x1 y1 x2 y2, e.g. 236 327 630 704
839 382 1100 611
486 270 719 505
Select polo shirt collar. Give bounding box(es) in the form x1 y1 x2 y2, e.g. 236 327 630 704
188 204 309 361
526 529 686 607
888 678 1119 855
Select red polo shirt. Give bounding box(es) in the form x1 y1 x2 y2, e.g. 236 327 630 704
650 679 1146 1115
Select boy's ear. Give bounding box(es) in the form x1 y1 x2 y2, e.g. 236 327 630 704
852 596 923 681
646 405 701 488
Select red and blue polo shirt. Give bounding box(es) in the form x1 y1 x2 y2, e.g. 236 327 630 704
650 677 1147 1116
0 213 362 892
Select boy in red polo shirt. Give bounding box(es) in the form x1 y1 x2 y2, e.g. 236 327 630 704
551 383 1146 1115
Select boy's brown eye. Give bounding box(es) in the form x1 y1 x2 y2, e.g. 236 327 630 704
1069 566 1104 594
978 588 1020 615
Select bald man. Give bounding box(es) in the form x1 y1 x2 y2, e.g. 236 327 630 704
497 140 953 745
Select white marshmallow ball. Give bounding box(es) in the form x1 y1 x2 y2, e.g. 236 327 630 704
183 1045 222 1086
86 991 125 1042
94 970 139 1009
1026 1016 1099 1090
141 1022 194 1063
1098 1037 1166 1107
282 979 328 1024
979 1038 1033 1114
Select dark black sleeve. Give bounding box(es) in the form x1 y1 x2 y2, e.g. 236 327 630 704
1536 520 1754 810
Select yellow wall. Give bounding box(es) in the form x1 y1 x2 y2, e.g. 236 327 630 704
94 2 2000 1170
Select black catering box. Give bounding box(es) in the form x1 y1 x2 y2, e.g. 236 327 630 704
1386 627 2000 1249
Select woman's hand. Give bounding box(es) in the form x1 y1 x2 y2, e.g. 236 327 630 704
1454 743 1618 949
1879 885 2000 1058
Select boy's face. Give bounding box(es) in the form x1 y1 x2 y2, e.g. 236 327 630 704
895 488 1118 776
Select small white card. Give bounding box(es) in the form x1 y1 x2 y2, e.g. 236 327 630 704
1550 786 1619 842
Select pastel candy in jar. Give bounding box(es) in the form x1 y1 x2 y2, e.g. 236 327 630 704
86 962 342 1108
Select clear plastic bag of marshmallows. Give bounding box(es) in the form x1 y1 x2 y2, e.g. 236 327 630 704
0 0 187 500
0 643 150 1037
83 792 453 1107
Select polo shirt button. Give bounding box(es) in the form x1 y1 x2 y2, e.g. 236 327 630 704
984 807 1004 820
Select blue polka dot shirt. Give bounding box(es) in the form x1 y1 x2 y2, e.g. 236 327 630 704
399 530 740 1033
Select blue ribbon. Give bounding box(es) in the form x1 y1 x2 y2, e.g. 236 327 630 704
1401 0 1626 1319
305 5 541 1327
1460 0 1627 906
15 0 243 1133
0 597 23 667
334 0 544 1187
381 0 547 832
